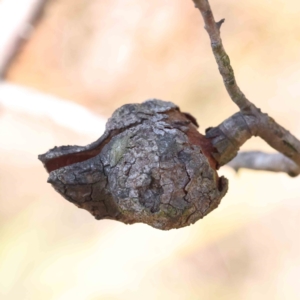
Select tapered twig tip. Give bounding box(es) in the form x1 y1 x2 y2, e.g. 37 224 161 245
216 18 225 30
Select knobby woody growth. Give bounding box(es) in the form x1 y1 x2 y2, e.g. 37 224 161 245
39 0 300 230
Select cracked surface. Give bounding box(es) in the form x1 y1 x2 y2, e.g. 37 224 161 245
39 99 228 230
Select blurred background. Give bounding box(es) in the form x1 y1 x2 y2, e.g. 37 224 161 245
1 0 300 299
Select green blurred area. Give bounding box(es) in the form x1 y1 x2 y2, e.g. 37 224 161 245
1 0 300 299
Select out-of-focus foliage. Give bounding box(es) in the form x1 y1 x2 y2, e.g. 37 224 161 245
1 0 300 299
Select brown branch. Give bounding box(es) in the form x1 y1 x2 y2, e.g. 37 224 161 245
193 0 300 174
193 0 253 111
0 0 48 78
227 151 300 177
205 112 252 166
255 113 300 169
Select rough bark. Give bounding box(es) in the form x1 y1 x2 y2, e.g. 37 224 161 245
39 100 228 230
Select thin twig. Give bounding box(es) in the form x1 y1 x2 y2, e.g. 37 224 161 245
227 151 300 177
193 0 300 174
193 0 252 111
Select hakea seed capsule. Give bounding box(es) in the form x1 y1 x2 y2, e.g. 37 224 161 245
39 99 228 230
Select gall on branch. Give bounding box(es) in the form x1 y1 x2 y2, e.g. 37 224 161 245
39 0 300 230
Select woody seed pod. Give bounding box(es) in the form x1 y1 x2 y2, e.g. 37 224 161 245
39 99 228 230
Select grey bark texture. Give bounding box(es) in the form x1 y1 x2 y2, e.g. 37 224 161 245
39 100 228 230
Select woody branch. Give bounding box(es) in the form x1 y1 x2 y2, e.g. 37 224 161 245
192 0 300 176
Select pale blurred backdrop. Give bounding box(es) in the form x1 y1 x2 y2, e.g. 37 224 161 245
1 0 300 299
